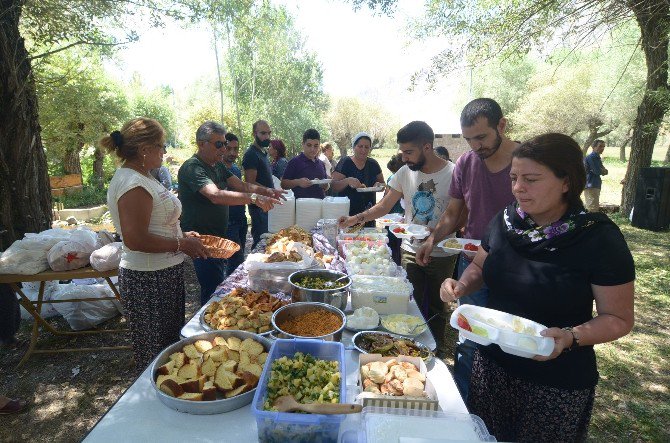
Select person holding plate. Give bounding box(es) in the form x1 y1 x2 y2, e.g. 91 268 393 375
280 128 329 199
339 121 460 357
440 133 635 442
331 131 385 226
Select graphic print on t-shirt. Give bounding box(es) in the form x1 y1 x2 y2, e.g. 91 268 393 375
411 179 440 223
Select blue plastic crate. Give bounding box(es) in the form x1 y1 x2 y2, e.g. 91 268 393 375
251 339 346 443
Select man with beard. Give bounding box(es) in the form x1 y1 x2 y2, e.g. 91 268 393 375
179 121 282 305
243 120 276 248
339 121 459 356
416 98 517 401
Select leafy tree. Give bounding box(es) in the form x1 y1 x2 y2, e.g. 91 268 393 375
351 0 670 215
324 97 403 158
35 48 129 180
218 2 328 153
0 0 192 247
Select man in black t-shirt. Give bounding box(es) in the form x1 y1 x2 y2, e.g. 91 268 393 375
242 120 275 248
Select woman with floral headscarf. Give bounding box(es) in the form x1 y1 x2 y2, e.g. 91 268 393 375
440 133 635 442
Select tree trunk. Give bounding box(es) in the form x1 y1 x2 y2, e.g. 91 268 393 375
0 0 52 249
621 2 670 216
63 146 82 175
620 135 632 162
581 122 613 156
665 142 670 163
92 145 105 189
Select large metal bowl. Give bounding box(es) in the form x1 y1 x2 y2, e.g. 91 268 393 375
288 269 351 311
150 330 272 415
271 302 346 342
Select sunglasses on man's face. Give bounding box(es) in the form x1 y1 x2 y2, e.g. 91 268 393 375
209 140 227 149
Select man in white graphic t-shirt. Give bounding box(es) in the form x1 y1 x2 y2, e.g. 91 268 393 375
339 121 462 357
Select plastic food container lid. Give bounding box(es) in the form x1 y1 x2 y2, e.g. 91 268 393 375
363 406 496 442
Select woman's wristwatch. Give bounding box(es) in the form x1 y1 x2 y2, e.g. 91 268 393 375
561 327 580 352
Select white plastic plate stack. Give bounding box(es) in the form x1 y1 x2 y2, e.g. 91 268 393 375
295 198 323 231
322 196 350 220
268 190 295 233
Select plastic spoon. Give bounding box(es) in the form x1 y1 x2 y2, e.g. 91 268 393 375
407 313 440 335
273 395 362 414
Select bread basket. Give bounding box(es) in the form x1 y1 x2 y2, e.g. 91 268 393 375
199 235 240 259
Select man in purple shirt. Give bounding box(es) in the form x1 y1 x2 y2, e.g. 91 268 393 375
416 98 517 401
281 129 329 199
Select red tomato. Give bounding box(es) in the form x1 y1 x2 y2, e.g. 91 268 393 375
464 243 478 251
457 314 472 332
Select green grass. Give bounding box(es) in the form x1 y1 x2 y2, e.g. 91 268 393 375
55 186 107 208
589 214 670 442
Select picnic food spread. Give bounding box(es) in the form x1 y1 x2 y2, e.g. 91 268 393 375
141 224 498 441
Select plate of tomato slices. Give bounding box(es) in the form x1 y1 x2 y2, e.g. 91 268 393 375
389 224 429 239
437 237 481 257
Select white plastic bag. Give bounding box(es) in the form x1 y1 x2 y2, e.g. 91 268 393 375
21 228 72 251
0 241 50 275
51 283 123 331
18 281 61 320
47 228 98 271
95 230 116 249
89 242 122 271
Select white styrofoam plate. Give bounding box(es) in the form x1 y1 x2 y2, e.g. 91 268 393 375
310 179 332 185
357 186 385 193
389 224 429 239
375 213 404 226
437 237 481 257
449 305 555 358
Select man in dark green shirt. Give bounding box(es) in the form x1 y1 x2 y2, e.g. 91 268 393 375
178 121 283 305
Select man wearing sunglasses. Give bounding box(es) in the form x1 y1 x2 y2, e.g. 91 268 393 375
178 121 284 306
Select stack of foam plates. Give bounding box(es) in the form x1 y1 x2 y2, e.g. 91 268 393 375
268 190 295 233
295 198 323 231
322 196 350 220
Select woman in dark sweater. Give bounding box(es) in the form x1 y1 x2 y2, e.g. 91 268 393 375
441 133 634 442
331 132 384 226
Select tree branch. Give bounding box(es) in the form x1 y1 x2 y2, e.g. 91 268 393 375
29 39 134 61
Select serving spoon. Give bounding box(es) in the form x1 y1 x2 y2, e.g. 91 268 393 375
324 274 349 288
273 395 362 414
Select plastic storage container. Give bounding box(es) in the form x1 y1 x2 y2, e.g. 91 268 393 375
268 191 295 233
322 196 350 220
295 198 323 231
362 406 496 442
251 339 347 443
350 275 412 314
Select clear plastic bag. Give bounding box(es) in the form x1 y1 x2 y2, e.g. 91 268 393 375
51 283 123 331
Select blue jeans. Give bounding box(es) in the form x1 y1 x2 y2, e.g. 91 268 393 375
193 257 226 306
249 205 268 250
454 253 490 402
225 218 248 277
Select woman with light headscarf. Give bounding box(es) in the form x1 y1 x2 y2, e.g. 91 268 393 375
331 132 384 226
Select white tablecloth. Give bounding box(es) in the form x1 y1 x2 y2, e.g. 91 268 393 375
85 298 467 442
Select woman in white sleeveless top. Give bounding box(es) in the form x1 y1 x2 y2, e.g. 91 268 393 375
102 118 208 371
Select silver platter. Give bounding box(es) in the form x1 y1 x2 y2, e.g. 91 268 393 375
351 330 434 363
150 330 272 414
